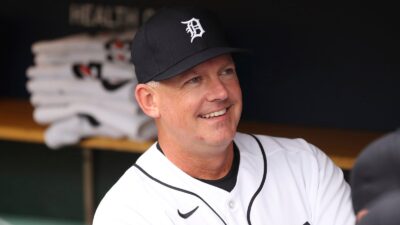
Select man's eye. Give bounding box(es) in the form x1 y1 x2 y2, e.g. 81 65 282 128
221 68 236 76
185 76 201 85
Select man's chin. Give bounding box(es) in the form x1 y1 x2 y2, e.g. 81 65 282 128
203 130 236 147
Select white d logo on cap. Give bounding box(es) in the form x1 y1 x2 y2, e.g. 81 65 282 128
181 18 205 43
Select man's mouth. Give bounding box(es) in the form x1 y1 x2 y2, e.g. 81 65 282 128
200 108 228 119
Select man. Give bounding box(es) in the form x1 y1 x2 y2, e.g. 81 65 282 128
356 191 400 225
351 129 400 224
93 6 355 225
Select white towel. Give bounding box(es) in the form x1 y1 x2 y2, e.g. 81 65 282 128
26 79 135 102
34 50 131 65
30 93 139 115
44 114 126 149
32 31 135 54
27 62 135 81
34 103 157 141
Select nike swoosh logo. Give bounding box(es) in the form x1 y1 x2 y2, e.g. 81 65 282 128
177 206 199 219
101 79 130 91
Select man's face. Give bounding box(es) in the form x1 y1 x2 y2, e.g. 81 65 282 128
155 54 242 151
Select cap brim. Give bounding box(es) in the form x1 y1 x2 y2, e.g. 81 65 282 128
150 47 246 82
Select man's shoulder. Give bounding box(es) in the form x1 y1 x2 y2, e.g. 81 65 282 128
96 144 161 206
234 132 317 156
93 164 151 222
100 165 149 201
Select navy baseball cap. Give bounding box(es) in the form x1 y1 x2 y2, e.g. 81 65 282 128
131 6 244 83
350 129 400 213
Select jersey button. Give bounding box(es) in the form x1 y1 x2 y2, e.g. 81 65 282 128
228 200 235 209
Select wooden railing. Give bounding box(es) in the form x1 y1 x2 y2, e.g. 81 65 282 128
0 98 384 169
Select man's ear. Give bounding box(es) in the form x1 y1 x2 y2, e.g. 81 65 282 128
135 84 160 118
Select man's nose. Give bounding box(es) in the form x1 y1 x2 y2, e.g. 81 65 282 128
206 77 229 102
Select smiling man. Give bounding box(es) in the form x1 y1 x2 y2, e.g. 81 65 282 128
148 54 242 180
93 6 355 225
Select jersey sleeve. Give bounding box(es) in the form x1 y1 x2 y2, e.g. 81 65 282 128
92 201 152 225
309 143 356 225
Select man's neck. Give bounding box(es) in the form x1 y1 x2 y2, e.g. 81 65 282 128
158 139 234 180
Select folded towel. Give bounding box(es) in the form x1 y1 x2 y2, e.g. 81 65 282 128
30 93 139 114
26 79 135 102
34 51 131 65
34 103 157 140
27 62 135 81
32 31 135 54
44 114 126 149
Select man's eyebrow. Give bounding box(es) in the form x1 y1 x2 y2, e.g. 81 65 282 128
177 69 199 80
176 59 235 80
219 62 236 71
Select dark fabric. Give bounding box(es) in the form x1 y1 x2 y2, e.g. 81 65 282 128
350 129 400 213
358 191 400 225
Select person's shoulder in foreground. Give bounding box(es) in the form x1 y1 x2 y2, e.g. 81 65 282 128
93 6 355 225
351 128 400 224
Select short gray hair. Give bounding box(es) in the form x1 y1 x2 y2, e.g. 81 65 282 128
146 81 160 88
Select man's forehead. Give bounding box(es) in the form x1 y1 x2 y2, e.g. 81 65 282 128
176 54 234 77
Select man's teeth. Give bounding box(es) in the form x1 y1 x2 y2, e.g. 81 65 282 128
201 109 227 119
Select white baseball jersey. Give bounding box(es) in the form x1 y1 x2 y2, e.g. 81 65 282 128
93 132 355 225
